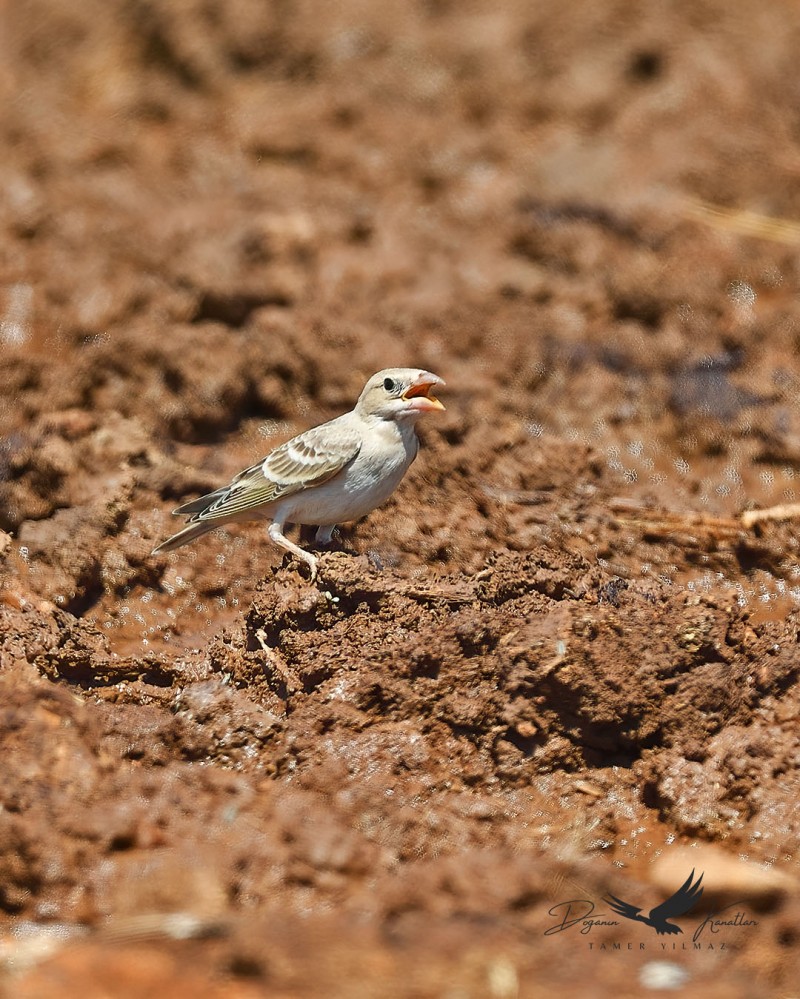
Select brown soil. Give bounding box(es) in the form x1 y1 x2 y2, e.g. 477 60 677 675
2 0 800 995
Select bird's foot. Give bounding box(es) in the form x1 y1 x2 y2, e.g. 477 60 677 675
277 551 319 583
312 534 356 556
303 553 319 583
315 540 359 557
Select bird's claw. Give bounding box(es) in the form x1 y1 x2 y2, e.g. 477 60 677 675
303 553 320 583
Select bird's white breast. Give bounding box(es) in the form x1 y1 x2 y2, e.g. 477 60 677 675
277 417 419 526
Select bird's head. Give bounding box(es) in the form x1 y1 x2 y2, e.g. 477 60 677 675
357 368 446 421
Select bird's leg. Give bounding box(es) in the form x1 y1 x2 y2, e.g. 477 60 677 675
314 524 336 547
268 521 319 582
314 523 358 555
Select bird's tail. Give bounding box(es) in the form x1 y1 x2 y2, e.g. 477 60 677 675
152 520 215 555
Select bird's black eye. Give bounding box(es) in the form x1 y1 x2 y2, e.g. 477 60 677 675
383 377 396 392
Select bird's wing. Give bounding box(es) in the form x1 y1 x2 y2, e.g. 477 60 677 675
648 870 704 922
181 419 362 523
604 894 643 921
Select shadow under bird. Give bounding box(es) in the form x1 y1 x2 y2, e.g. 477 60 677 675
152 368 446 580
604 870 704 935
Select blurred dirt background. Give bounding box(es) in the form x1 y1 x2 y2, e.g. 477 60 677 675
3 0 800 995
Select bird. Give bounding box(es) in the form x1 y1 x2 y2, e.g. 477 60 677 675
604 870 704 935
152 368 446 581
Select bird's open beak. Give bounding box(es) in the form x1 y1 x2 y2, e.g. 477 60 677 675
402 373 446 412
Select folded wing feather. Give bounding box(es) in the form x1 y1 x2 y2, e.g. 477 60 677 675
177 423 362 524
